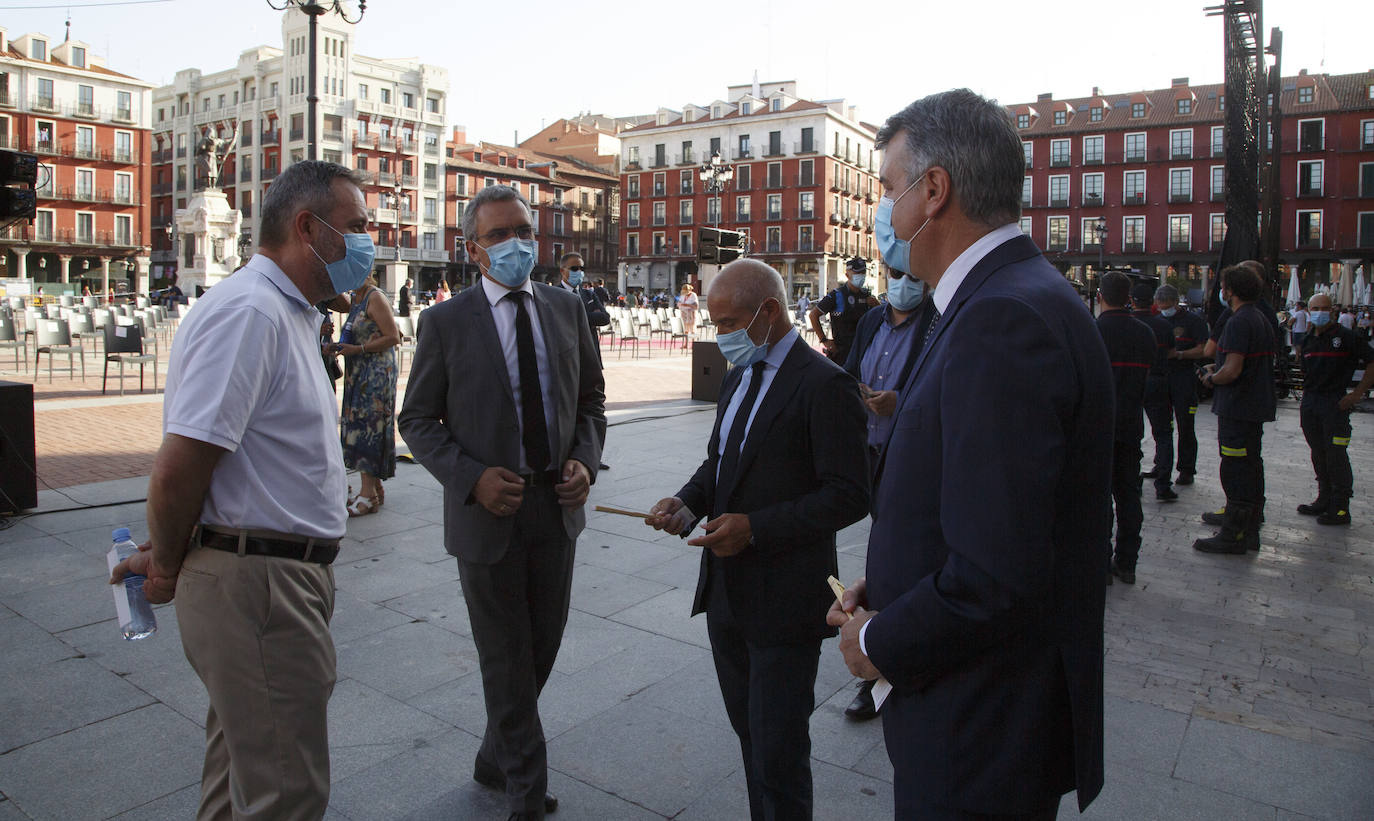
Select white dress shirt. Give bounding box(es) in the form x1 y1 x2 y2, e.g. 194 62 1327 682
163 254 347 539
715 328 800 481
480 275 557 471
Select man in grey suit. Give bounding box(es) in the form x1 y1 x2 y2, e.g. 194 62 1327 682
398 185 606 820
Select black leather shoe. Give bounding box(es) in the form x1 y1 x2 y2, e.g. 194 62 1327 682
599 463 611 471
844 680 878 720
475 766 558 814
1110 560 1136 585
1175 471 1194 486
1156 487 1179 502
1140 469 1158 479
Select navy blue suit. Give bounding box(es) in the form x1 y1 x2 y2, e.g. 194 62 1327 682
865 234 1111 817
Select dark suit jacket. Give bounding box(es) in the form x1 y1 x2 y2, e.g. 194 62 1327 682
865 234 1111 813
677 336 870 646
397 282 606 564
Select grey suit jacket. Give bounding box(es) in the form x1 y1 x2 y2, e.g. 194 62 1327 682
397 281 606 564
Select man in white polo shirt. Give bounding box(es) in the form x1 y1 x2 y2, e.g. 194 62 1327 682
111 161 371 821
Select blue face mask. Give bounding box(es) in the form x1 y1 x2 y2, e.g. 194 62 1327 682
849 274 866 289
480 236 537 288
310 214 376 295
716 301 772 367
1309 310 1331 327
886 274 926 312
1160 307 1177 318
875 172 930 274
568 271 585 287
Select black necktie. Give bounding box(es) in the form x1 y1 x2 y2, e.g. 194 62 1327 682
714 361 767 516
508 292 551 471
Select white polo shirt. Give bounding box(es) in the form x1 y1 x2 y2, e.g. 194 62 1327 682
163 254 347 539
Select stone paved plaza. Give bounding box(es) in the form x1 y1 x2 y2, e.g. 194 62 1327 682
1 366 1372 818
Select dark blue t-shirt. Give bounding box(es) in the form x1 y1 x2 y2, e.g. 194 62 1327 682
1213 302 1276 422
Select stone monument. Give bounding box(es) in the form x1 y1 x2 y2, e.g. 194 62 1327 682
173 128 244 293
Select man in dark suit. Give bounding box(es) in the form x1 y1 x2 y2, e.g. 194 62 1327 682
647 259 870 821
830 89 1111 820
397 277 413 317
398 184 605 821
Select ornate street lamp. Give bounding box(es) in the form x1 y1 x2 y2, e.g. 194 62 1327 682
263 1 367 161
698 151 733 228
1092 216 1108 314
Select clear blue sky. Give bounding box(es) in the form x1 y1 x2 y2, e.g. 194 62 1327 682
3 0 1369 141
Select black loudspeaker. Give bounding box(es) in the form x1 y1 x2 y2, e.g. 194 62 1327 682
0 381 37 513
691 341 729 403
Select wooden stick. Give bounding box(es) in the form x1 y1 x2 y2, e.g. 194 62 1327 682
594 505 655 520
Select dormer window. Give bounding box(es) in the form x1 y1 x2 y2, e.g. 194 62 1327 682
71 46 86 68
1089 106 1103 122
741 101 752 116
1131 102 1146 118
1297 86 1314 104
1176 98 1192 115
31 39 47 61
1017 113 1030 129
1053 110 1067 126
771 98 782 112
474 152 483 162
712 105 721 118
684 109 694 123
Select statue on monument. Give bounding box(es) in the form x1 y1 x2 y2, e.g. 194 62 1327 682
195 125 239 190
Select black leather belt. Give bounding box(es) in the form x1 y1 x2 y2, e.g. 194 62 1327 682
198 526 340 565
520 469 563 488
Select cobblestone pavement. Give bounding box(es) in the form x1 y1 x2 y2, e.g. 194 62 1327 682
1 329 1371 819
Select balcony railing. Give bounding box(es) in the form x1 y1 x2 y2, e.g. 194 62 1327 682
1050 197 1069 208
1122 242 1144 253
1297 185 1322 198
1083 194 1103 206
241 167 253 182
261 131 279 146
1083 156 1104 166
793 140 818 155
289 128 304 141
652 185 665 197
1125 152 1146 163
33 96 57 113
733 149 753 160
1168 192 1192 203
1170 150 1192 160
678 213 693 225
649 156 668 168
324 129 344 143
1168 240 1192 252
1045 241 1067 252
1211 190 1226 202
1123 192 1145 205
262 166 280 180
1050 156 1070 167
0 90 14 108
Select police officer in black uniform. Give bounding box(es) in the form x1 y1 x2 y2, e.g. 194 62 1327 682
1296 293 1374 525
1133 283 1180 501
1096 273 1158 584
809 257 878 365
1195 264 1276 554
1155 284 1210 486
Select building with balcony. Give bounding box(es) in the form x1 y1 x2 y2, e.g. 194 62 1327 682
1012 69 1374 291
0 26 154 291
444 133 619 288
519 112 653 174
149 7 448 291
617 79 879 298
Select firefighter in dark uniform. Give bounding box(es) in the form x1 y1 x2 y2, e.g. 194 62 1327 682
1195 264 1276 554
1133 283 1180 501
809 257 878 365
1155 284 1211 486
1096 272 1158 584
1296 293 1374 525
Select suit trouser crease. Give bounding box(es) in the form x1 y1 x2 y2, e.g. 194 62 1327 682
706 593 820 821
1110 438 1144 570
1301 397 1354 501
457 486 574 815
175 545 336 821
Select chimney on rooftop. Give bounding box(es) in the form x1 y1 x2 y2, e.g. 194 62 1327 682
1037 93 1052 103
1299 68 1308 76
1171 77 1189 87
1092 86 1099 96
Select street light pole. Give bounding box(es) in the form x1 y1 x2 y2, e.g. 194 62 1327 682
1093 216 1108 314
264 1 367 162
698 150 733 229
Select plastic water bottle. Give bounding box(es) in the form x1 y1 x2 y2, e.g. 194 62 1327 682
107 527 156 640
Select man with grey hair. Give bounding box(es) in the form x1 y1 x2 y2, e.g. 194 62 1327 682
828 89 1112 819
647 258 870 820
400 183 605 820
110 161 372 820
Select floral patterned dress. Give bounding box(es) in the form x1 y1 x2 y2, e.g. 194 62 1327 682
340 289 397 479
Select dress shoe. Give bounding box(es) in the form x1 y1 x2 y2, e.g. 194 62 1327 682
1317 508 1351 526
1140 469 1158 479
1175 471 1194 486
1156 487 1179 502
844 680 879 721
474 765 559 814
1110 560 1136 585
599 462 611 472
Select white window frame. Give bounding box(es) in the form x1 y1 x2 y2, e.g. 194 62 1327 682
1123 170 1146 204
75 210 95 242
1046 215 1069 250
1361 162 1374 198
1122 216 1145 251
1169 128 1193 159
1296 209 1323 247
1048 174 1070 207
1210 165 1225 200
1297 159 1324 197
34 208 55 241
1210 213 1227 248
1082 173 1104 205
1168 167 1193 201
736 195 751 221
1081 217 1106 250
1082 135 1104 164
797 224 815 250
1124 132 1146 162
1297 118 1325 151
1022 141 1033 168
1210 125 1225 157
114 214 133 245
114 171 134 202
1168 214 1192 249
1049 138 1070 166
1362 120 1374 150
1021 176 1033 207
1019 217 1033 237
1358 211 1374 247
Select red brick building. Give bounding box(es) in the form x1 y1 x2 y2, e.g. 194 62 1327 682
1011 69 1374 291
0 27 153 293
617 80 879 299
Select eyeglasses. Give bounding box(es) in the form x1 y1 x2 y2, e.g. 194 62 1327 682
888 271 917 281
479 225 535 244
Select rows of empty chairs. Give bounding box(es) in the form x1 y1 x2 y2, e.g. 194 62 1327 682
0 295 181 394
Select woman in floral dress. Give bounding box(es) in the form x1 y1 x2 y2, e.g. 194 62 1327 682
328 275 401 515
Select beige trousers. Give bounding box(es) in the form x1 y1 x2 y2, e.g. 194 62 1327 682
175 544 337 821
